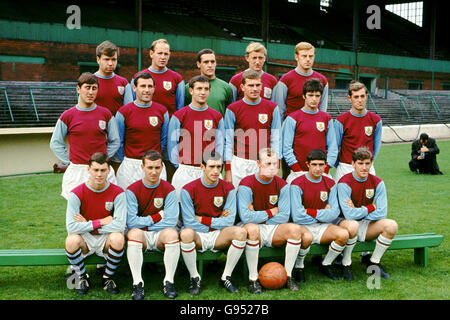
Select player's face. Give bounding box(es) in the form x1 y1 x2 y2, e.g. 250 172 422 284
307 159 326 179
257 153 279 179
197 53 216 79
241 78 262 102
201 159 223 184
134 78 155 104
348 88 368 113
142 158 163 185
246 51 266 73
189 81 210 106
88 161 110 188
352 158 372 179
96 53 118 75
77 83 98 106
303 91 322 109
150 43 170 70
295 49 315 72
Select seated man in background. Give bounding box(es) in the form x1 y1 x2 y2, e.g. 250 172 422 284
409 133 442 175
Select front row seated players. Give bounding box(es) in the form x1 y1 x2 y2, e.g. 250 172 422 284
337 146 398 278
290 149 359 281
179 151 246 295
237 148 309 293
125 150 180 300
65 152 126 295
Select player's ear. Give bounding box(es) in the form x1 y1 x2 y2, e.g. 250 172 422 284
196 61 201 69
96 55 101 65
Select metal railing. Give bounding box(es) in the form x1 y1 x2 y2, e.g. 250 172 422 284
29 86 78 121
0 87 14 121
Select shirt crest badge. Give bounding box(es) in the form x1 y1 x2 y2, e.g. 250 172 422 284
149 116 158 127
364 126 373 136
320 191 328 202
316 122 325 132
105 202 114 211
117 86 125 95
258 113 268 124
214 196 223 207
163 81 172 91
366 189 374 199
154 198 163 209
269 195 278 205
99 120 106 130
204 119 213 130
263 87 272 99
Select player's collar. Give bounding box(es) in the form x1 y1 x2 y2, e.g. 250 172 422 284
148 66 168 74
85 181 110 193
350 109 368 117
76 104 97 111
305 173 322 183
189 103 208 111
200 175 219 188
255 173 273 185
243 97 262 105
95 72 115 79
301 107 319 114
133 101 153 108
142 178 161 189
295 68 313 77
352 171 368 182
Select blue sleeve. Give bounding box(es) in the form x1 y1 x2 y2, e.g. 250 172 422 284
326 119 339 168
215 118 225 157
123 81 135 105
229 83 237 103
337 183 369 220
320 83 329 113
66 192 95 234
161 111 170 158
106 116 120 159
115 111 125 161
149 190 180 231
290 184 316 225
282 116 298 167
270 106 282 159
271 81 288 120
237 186 271 224
224 109 236 162
266 184 290 225
125 189 153 230
315 184 340 223
211 189 237 230
334 119 344 166
180 189 209 233
50 119 70 164
176 81 186 111
366 181 388 221
373 120 382 161
98 192 127 234
167 116 181 168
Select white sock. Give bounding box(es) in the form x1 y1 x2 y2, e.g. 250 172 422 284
245 240 260 281
295 247 310 269
127 240 144 286
370 235 392 264
342 236 357 266
221 240 246 280
180 242 200 279
285 239 301 277
163 240 180 284
322 241 345 266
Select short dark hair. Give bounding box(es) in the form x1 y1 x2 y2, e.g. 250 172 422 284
420 133 429 141
77 72 99 88
303 78 324 96
352 146 373 162
241 69 261 85
202 150 222 166
96 40 119 58
257 148 278 161
307 149 327 163
189 75 210 89
88 152 110 167
142 150 162 165
348 80 368 96
134 72 154 87
197 49 215 63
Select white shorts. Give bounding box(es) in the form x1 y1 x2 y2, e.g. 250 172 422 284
143 230 163 252
286 171 333 184
81 233 109 259
172 164 204 199
197 230 221 252
304 223 332 244
231 156 258 189
61 163 117 200
333 162 376 183
116 157 167 190
238 223 279 248
357 219 371 242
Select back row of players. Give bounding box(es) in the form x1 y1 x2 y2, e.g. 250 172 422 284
49 39 396 299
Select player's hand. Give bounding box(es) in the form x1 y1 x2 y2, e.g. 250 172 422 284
224 170 232 183
345 199 355 208
270 207 279 216
158 210 164 219
73 214 87 222
420 146 429 152
325 204 331 209
195 215 202 223
100 215 114 226
220 210 230 217
248 203 254 211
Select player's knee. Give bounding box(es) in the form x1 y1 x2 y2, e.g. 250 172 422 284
163 227 180 242
288 224 302 240
346 220 360 238
109 232 125 249
180 228 195 243
233 227 247 241
384 219 398 237
301 230 313 248
65 234 82 251
244 224 260 240
335 228 349 246
126 228 143 241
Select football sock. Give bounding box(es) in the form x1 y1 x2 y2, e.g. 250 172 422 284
163 240 180 284
370 235 392 264
66 248 86 277
180 241 200 279
322 241 345 266
221 240 246 281
342 236 357 266
127 240 144 286
104 246 124 278
295 246 310 269
245 239 260 281
285 239 301 277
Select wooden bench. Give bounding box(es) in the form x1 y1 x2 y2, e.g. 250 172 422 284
0 233 444 277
